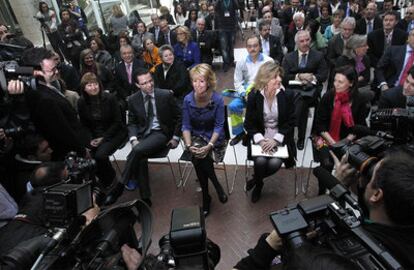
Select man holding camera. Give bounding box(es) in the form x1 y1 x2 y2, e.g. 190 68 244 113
7 48 89 161
232 148 414 269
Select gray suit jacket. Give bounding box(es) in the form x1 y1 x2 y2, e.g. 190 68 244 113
127 88 182 140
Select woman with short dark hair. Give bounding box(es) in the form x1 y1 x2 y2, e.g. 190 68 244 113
313 65 370 193
78 73 127 188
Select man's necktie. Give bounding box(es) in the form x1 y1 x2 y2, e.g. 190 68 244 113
144 95 154 136
399 51 414 86
385 34 391 50
367 21 373 34
299 53 307 69
165 33 170 45
126 63 132 84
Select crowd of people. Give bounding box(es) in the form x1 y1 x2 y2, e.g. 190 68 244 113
1 0 414 268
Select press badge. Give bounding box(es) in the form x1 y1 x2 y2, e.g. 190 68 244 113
224 11 230 17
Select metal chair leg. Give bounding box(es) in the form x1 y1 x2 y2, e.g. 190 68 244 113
228 145 239 195
221 162 230 195
178 159 193 191
112 155 122 175
166 156 178 188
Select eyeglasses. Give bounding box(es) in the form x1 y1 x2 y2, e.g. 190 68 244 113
139 79 153 86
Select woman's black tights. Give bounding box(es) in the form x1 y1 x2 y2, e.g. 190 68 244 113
192 156 224 206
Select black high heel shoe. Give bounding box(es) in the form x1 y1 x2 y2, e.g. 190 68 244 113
214 183 228 204
203 195 211 217
218 191 228 204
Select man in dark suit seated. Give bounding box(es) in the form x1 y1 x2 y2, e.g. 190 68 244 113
285 11 306 53
157 19 177 47
376 29 414 92
280 0 305 27
368 11 408 68
396 5 414 33
327 16 356 68
338 0 361 20
354 2 382 35
148 14 161 45
258 21 283 64
282 30 328 150
191 18 215 66
113 45 146 112
105 68 181 206
378 66 414 109
378 0 400 19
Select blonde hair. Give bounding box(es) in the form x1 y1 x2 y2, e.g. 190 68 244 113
190 64 217 91
175 25 192 42
254 61 283 90
112 4 124 17
159 6 170 15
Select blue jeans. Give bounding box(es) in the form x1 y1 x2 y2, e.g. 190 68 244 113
219 30 235 66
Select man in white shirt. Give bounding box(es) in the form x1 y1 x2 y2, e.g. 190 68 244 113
228 35 273 145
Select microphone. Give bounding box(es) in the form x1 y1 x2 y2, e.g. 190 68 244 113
351 125 394 141
313 166 360 210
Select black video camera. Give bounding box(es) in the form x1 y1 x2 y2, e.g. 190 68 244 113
156 207 220 269
43 181 93 228
64 151 96 183
330 135 391 180
0 60 37 93
270 177 403 270
63 151 108 206
371 108 414 144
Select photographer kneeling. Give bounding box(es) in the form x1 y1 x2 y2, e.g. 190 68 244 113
233 147 414 269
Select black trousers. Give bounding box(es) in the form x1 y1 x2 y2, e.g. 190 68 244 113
293 87 320 141
92 130 127 187
121 130 169 199
253 156 283 183
192 155 222 205
315 145 334 195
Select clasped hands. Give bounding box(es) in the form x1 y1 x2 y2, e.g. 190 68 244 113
189 144 212 159
297 73 315 84
259 138 278 154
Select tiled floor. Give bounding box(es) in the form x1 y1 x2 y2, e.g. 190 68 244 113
116 162 319 270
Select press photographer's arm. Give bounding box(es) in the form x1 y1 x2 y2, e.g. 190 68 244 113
232 231 282 270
